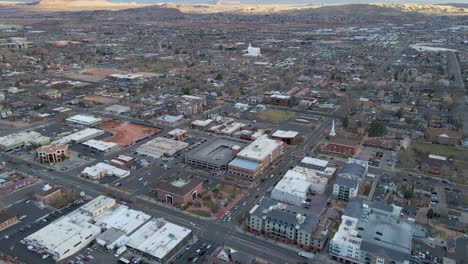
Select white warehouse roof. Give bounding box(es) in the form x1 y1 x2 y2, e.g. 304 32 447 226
236 135 282 162
66 115 102 125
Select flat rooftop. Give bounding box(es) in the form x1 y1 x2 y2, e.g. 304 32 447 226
236 135 281 162
126 218 192 260
94 205 151 235
186 138 245 166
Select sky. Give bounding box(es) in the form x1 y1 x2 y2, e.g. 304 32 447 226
3 0 467 4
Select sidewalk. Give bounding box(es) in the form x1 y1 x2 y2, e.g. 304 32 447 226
233 225 302 253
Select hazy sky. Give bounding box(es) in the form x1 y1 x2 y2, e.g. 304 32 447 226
4 0 468 4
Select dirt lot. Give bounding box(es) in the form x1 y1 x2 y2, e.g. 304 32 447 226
100 120 161 147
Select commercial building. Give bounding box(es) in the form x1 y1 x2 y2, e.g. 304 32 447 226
52 128 104 145
108 73 143 83
191 119 213 129
185 139 245 171
39 89 62 100
271 169 328 206
156 115 184 126
0 209 18 231
82 139 119 153
329 198 413 264
24 196 116 261
272 130 301 145
228 136 283 180
333 159 368 202
247 198 330 252
104 104 131 114
34 184 64 205
81 163 130 180
126 218 192 264
270 94 291 106
36 144 70 163
94 204 151 235
243 43 261 57
136 137 189 158
168 129 188 141
153 176 203 206
299 157 337 177
110 155 135 167
65 115 102 126
0 131 50 151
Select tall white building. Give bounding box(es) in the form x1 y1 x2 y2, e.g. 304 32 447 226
329 198 413 264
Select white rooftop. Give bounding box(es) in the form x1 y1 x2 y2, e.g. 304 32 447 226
94 205 151 235
126 218 192 260
272 130 299 138
66 115 102 125
300 157 329 168
53 128 103 145
83 139 118 152
236 135 282 162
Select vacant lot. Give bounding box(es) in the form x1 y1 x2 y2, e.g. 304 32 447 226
255 109 296 124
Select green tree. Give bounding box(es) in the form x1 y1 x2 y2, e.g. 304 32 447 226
397 108 404 119
181 87 192 95
427 208 435 219
215 73 223 81
342 115 349 129
367 120 387 137
404 190 414 199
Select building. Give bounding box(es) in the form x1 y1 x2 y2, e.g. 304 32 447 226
299 157 337 177
24 196 115 261
34 184 64 205
0 131 50 151
247 198 330 252
322 131 364 157
153 176 203 206
168 129 188 141
271 169 328 206
0 209 18 231
329 198 413 264
37 144 70 163
228 136 283 180
156 115 184 126
243 43 261 57
420 154 452 176
272 130 301 145
81 163 130 180
108 73 143 83
191 119 213 129
0 37 33 49
110 155 135 167
185 139 245 171
270 94 290 106
82 139 119 153
104 104 131 114
52 128 105 145
126 218 192 264
425 127 462 146
39 89 62 100
94 205 151 235
333 159 368 202
65 115 102 126
176 95 205 116
137 137 188 158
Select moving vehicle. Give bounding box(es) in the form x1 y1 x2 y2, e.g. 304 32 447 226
298 251 315 259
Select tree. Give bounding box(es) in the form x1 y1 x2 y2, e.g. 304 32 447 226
215 73 223 81
182 87 192 95
367 120 387 137
342 115 349 128
397 108 404 119
404 190 414 200
427 208 435 219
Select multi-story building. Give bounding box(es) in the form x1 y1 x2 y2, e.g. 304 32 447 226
333 159 368 202
271 130 301 145
185 139 244 171
329 198 413 264
247 198 330 252
37 144 70 163
228 135 283 180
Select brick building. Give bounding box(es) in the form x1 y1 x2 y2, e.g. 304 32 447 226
34 185 64 205
153 176 203 206
425 127 462 146
0 209 18 231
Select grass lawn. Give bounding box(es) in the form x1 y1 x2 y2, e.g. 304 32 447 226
189 210 211 218
363 185 371 196
256 109 295 124
221 185 240 196
412 142 467 160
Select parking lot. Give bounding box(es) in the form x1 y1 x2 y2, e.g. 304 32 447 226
356 146 397 169
0 200 85 264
